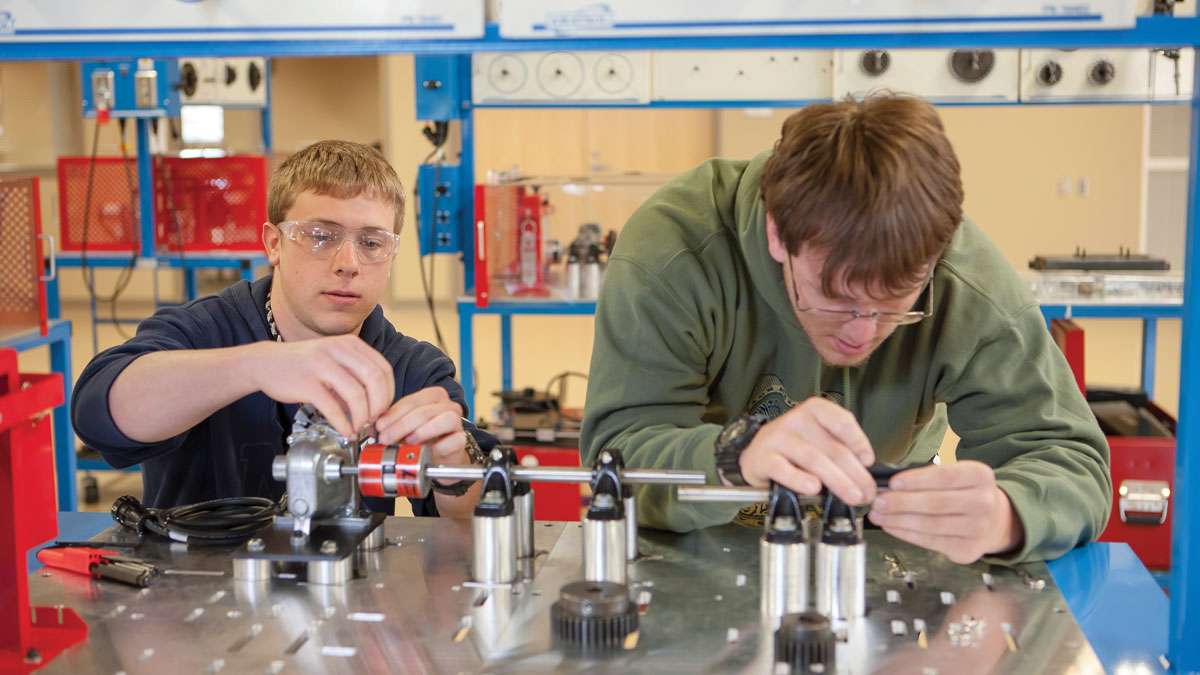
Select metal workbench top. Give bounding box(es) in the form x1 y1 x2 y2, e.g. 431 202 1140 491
26 513 1167 673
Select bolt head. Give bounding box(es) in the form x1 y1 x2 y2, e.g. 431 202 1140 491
246 537 264 551
320 540 337 555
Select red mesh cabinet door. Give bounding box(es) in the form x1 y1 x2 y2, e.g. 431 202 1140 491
0 177 48 338
155 155 267 253
56 157 139 252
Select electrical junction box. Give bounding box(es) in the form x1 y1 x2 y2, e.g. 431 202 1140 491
81 59 180 118
472 51 650 105
834 49 1020 103
178 57 268 107
1019 49 1153 102
651 51 833 102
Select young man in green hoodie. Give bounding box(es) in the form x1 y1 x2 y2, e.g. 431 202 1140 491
581 95 1110 565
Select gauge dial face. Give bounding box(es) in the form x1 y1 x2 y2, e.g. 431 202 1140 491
537 52 585 98
949 50 996 83
594 53 635 94
486 55 528 94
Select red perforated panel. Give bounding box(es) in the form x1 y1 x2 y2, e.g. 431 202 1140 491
56 157 139 252
0 178 47 338
155 155 267 252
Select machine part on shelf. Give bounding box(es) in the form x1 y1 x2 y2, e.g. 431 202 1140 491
761 484 810 619
583 450 628 584
816 495 867 622
949 49 996 83
581 244 602 300
1037 61 1064 86
472 449 518 584
566 247 582 300
860 50 891 76
550 581 639 651
775 611 837 675
1029 248 1170 272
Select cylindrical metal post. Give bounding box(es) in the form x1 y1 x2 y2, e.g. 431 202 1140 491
472 512 517 584
624 494 638 561
513 490 535 559
815 541 866 621
583 517 627 584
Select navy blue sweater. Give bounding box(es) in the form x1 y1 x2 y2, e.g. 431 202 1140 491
72 276 488 516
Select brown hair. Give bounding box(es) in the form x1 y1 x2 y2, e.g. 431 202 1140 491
761 94 963 299
268 140 406 232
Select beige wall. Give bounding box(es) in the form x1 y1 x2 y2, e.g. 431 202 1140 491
0 56 1182 422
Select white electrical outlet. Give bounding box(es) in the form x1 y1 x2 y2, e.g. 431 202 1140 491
472 52 650 104
651 51 832 102
178 58 220 105
1020 49 1153 102
219 58 268 107
834 49 1020 103
1152 47 1194 100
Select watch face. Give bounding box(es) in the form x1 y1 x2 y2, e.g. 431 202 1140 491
720 417 749 448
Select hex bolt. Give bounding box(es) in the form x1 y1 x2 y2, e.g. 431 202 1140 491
320 540 337 555
246 538 265 552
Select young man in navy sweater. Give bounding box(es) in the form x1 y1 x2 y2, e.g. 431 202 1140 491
73 140 484 517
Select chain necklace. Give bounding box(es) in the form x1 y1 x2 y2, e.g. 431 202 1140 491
265 292 283 343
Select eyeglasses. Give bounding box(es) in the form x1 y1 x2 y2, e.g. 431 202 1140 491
276 220 400 265
788 262 934 326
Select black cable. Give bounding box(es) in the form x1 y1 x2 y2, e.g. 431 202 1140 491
111 494 278 546
80 119 139 344
413 123 451 353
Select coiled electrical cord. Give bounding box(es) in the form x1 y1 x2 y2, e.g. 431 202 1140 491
111 495 278 546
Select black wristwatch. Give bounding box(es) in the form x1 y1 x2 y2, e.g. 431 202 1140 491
431 432 487 497
714 414 768 487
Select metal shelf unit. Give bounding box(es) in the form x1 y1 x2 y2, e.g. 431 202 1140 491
2 13 1198 671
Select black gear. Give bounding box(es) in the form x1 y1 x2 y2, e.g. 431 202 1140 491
550 581 638 650
775 611 836 674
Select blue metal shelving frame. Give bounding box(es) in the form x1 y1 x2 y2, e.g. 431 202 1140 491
3 14 1199 671
0 320 76 510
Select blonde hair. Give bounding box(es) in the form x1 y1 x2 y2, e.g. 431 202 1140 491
268 140 406 232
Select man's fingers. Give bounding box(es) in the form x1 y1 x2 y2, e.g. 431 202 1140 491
872 488 978 517
316 361 370 433
404 410 464 446
889 460 993 492
326 340 394 421
377 401 459 445
804 398 875 465
430 431 468 460
308 387 354 438
781 441 867 505
376 387 450 429
766 453 822 495
868 511 976 537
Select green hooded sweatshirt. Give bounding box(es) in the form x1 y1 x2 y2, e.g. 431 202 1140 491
581 152 1111 564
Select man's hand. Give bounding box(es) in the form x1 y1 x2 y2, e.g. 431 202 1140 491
867 460 1025 564
374 387 468 463
249 335 395 438
738 396 876 506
